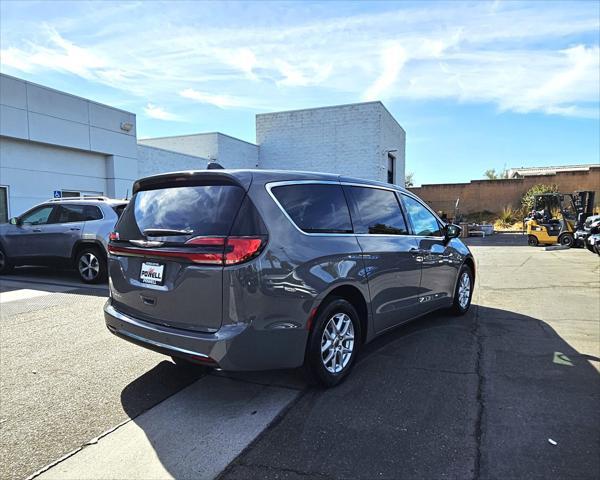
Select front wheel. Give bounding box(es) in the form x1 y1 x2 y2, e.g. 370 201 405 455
76 247 106 284
527 235 539 247
559 233 574 248
305 298 361 388
450 265 474 316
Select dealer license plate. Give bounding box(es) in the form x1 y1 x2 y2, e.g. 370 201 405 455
140 262 165 285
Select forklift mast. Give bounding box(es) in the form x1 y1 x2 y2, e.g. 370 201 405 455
573 191 596 229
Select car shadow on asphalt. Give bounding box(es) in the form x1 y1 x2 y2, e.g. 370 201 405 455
119 306 599 480
1 266 108 297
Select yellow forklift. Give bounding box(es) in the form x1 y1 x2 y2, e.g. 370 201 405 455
525 191 595 248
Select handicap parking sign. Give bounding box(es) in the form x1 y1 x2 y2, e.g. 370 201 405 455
53 190 61 198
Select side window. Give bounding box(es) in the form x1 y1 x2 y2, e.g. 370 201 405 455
20 206 54 226
83 205 103 221
55 205 86 223
349 186 408 235
271 184 353 234
402 195 442 237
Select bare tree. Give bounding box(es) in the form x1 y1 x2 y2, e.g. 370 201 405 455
405 172 415 188
484 168 509 180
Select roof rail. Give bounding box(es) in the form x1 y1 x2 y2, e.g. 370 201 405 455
47 196 110 202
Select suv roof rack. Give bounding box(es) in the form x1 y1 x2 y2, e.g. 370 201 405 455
47 196 111 202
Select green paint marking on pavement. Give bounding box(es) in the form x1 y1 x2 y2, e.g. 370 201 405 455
553 352 574 366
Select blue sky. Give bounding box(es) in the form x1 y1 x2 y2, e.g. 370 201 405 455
1 0 598 185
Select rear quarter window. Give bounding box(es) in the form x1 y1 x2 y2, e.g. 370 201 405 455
271 183 352 234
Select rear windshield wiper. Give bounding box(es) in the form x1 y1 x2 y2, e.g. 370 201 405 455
143 228 194 237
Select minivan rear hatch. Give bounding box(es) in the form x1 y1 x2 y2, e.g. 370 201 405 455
108 172 266 333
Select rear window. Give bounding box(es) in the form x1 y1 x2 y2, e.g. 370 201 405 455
348 186 408 235
115 185 245 240
272 183 352 234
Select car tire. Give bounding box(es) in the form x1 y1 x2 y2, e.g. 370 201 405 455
527 235 539 247
0 247 14 275
450 264 474 316
305 297 361 388
76 246 107 284
559 233 574 248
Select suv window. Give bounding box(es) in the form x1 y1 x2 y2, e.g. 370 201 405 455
55 205 103 223
402 195 442 236
116 185 245 241
20 206 54 225
348 186 408 235
272 183 352 234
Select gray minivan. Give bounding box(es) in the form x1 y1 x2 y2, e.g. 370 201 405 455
105 170 475 386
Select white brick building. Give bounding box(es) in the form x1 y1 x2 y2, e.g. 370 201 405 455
0 73 406 220
142 102 406 186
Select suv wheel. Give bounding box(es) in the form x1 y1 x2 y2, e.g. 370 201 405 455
76 247 106 284
305 298 361 388
0 247 13 275
450 264 473 315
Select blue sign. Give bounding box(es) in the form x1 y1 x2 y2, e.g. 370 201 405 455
53 190 61 198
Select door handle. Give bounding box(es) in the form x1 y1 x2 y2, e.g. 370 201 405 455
32 228 42 233
70 227 81 231
409 248 425 262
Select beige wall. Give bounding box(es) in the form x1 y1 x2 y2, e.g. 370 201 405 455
409 166 600 215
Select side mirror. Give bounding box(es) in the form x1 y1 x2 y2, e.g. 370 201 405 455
9 217 21 226
444 224 462 240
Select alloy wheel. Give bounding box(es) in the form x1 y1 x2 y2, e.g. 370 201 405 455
321 312 355 374
79 253 100 281
458 272 471 309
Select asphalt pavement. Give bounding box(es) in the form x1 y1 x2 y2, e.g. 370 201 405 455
219 237 600 480
0 269 205 480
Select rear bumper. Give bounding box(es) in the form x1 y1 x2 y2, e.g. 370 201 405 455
104 301 308 371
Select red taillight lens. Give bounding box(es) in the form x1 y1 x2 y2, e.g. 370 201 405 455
224 237 265 265
109 236 265 265
109 231 119 241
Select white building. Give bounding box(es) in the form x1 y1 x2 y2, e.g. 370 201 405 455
0 73 405 221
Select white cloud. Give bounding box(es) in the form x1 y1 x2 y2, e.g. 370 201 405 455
143 103 180 121
363 44 407 101
0 2 598 118
179 88 250 109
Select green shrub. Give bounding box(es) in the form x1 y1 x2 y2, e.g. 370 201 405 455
497 206 517 227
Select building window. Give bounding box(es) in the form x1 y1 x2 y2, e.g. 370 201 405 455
387 153 395 184
0 187 8 223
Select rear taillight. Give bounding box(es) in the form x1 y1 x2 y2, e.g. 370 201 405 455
108 235 266 266
224 237 265 265
109 231 119 241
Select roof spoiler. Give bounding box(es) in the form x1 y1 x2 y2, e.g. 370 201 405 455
133 170 253 194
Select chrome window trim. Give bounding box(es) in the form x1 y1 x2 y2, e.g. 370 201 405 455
265 180 411 238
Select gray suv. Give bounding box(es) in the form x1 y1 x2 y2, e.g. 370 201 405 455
105 170 475 386
0 197 127 283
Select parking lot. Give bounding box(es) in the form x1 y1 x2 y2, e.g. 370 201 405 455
1 235 598 480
